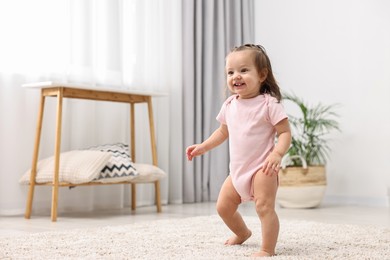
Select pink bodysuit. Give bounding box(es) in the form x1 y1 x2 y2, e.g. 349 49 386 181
216 94 288 202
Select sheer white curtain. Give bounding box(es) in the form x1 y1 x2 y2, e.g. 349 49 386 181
0 0 182 215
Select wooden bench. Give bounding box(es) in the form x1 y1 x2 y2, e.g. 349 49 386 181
23 82 166 221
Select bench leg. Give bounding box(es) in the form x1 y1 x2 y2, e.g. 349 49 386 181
155 180 161 212
131 183 136 210
25 95 46 219
51 88 63 222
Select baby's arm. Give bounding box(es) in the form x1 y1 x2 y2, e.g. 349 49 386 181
262 118 292 175
186 123 229 161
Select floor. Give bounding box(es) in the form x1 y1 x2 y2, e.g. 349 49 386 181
0 202 389 237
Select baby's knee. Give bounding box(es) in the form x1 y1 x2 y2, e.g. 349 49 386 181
216 202 230 217
216 200 237 218
254 199 275 217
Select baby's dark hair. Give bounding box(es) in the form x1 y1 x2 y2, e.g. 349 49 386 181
230 44 282 102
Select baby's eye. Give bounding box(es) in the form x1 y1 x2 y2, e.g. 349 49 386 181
227 71 234 76
241 68 248 73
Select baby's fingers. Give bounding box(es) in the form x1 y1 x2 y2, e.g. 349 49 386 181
262 161 271 175
264 161 279 176
186 146 195 161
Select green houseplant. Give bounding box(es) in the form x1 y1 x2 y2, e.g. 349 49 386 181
277 92 340 208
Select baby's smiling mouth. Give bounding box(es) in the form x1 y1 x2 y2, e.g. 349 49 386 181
234 82 245 87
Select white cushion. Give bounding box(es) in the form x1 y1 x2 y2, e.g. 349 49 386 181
130 163 167 183
19 150 111 185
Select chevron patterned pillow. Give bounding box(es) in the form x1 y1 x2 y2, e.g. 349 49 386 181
88 143 139 183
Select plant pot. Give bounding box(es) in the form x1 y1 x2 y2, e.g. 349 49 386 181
277 155 326 208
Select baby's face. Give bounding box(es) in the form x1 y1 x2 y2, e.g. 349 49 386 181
225 50 265 99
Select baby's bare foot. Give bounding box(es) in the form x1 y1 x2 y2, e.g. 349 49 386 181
224 229 252 245
251 250 274 257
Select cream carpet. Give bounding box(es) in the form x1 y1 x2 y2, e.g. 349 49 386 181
1 215 389 259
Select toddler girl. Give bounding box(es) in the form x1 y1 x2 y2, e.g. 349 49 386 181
186 44 291 257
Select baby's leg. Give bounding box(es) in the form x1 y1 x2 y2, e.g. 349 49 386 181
252 171 279 256
216 176 252 245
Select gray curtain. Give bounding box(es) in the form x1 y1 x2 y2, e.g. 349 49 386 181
182 0 254 202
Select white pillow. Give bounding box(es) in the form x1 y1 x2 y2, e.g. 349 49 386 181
130 163 167 183
19 150 111 185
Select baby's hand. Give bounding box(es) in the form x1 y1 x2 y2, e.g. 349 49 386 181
262 151 282 176
186 144 206 161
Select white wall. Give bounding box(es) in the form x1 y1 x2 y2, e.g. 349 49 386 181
254 0 390 206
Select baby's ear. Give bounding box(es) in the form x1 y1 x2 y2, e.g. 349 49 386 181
259 68 268 82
